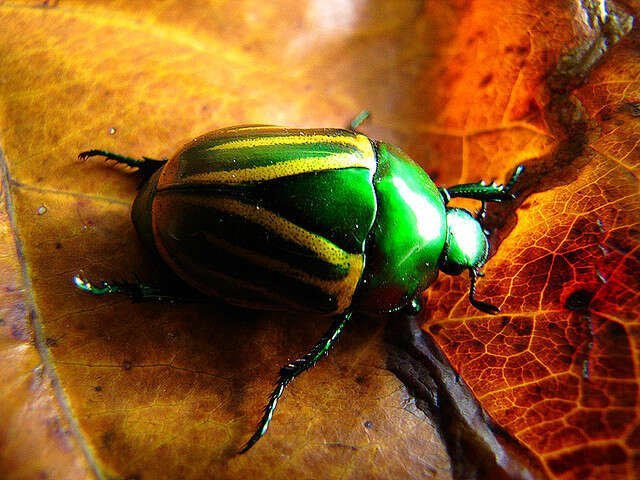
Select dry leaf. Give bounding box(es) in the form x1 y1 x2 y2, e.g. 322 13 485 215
0 1 637 479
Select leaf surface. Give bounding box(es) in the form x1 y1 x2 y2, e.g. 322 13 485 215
0 1 637 479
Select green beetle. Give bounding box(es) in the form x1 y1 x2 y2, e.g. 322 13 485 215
75 121 523 452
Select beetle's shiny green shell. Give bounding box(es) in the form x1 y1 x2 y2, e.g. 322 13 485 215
132 125 447 315
354 143 446 312
134 126 378 314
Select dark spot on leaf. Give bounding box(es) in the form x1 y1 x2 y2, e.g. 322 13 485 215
512 321 533 336
627 424 640 449
0 318 4 326
598 105 614 122
101 431 116 449
600 320 627 340
565 290 594 312
500 316 509 327
355 375 366 385
364 420 373 429
429 323 443 335
47 417 62 437
94 385 103 392
522 98 540 119
479 73 493 87
47 416 71 446
548 322 561 331
123 360 133 370
55 242 62 250
45 337 57 347
11 321 30 341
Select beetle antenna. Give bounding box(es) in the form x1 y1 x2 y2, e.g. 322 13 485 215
468 269 500 314
477 201 487 222
349 110 371 131
238 311 352 454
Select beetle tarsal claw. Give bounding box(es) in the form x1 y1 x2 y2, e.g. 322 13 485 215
73 273 100 293
73 273 91 291
468 269 500 315
73 272 118 295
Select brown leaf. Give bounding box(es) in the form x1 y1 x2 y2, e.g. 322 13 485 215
421 2 639 479
0 1 638 480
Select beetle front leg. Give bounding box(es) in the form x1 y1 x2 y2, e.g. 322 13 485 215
78 149 167 178
239 311 353 453
439 165 524 204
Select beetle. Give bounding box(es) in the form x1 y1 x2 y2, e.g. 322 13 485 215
75 117 523 452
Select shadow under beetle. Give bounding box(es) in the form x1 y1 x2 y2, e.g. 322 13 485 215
75 116 524 452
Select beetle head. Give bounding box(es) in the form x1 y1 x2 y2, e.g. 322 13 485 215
441 208 488 275
441 207 499 314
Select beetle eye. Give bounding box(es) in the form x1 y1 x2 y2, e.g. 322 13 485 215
441 208 489 275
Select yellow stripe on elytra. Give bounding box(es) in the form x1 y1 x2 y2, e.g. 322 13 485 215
202 233 363 313
207 197 349 267
184 196 364 312
175 152 374 184
207 132 373 154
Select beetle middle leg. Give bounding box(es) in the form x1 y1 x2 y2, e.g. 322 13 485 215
78 149 167 178
239 310 353 453
73 272 210 304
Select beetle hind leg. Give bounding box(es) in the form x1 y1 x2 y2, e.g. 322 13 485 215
239 311 353 454
78 149 167 178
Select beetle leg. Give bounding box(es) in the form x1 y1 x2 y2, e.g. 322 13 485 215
401 297 422 315
441 165 525 204
468 269 500 314
239 311 353 453
477 201 487 221
73 272 209 304
78 149 167 178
